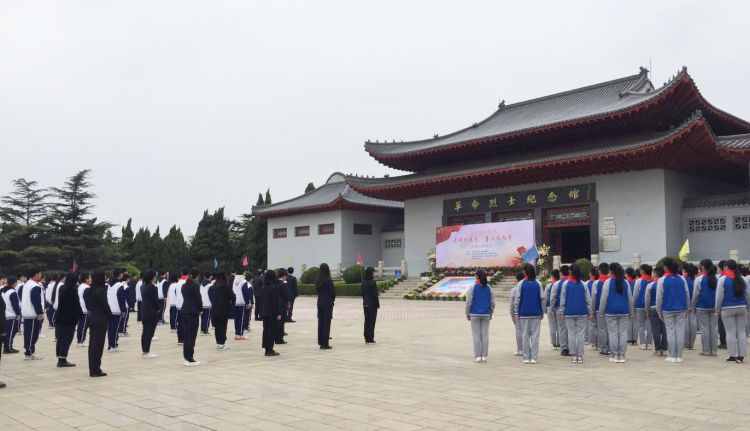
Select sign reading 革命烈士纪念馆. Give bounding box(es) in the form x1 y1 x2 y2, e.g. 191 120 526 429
443 183 595 215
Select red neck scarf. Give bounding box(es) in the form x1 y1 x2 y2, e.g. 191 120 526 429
626 277 635 283
589 276 596 281
180 275 188 280
598 275 608 283
701 271 708 276
641 275 652 282
664 271 674 277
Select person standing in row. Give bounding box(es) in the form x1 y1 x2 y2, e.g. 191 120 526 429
140 270 161 360
549 265 571 356
717 260 728 350
591 263 610 356
362 266 380 345
2 276 21 354
55 271 83 367
199 272 214 336
232 273 252 341
180 268 202 366
316 263 335 350
692 259 719 356
625 267 638 345
260 270 284 356
166 273 179 332
466 269 494 363
715 259 750 363
119 274 135 337
632 264 653 350
243 273 254 333
210 272 235 351
76 273 91 347
157 271 169 324
598 263 633 363
286 267 298 323
276 269 291 345
514 263 544 364
543 269 559 350
175 267 189 345
21 268 44 360
510 272 524 356
0 285 5 387
683 263 698 350
253 270 264 321
87 271 110 377
106 269 126 352
45 274 58 328
645 267 667 356
559 264 591 364
656 257 690 363
585 267 599 346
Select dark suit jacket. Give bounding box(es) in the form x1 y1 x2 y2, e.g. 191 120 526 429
211 283 236 317
57 282 83 325
0 298 5 334
89 284 113 328
260 282 284 318
140 282 161 321
362 280 380 308
316 278 336 307
287 275 298 299
181 279 203 315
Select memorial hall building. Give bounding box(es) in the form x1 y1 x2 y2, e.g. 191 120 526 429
255 67 750 276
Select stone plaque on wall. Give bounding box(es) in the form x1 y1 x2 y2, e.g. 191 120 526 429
601 235 620 252
602 217 616 235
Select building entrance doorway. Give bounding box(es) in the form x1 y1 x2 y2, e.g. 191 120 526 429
542 205 592 263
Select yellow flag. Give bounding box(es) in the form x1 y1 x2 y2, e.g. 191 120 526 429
285 256 291 265
678 239 690 261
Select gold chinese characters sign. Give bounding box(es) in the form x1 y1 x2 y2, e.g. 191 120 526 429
443 183 594 215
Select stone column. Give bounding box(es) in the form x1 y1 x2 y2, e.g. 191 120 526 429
377 261 384 279
401 260 408 278
301 263 307 273
591 254 599 266
730 250 740 261
632 253 641 269
337 262 343 278
552 255 562 270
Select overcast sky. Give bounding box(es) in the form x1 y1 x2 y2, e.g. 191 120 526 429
1 1 748 237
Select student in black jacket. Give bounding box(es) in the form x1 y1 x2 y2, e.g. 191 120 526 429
361 267 380 344
0 287 6 388
55 271 83 367
181 268 203 366
286 267 298 322
276 268 291 344
253 270 264 320
260 270 284 356
87 271 111 377
316 263 335 349
210 271 235 351
140 270 160 359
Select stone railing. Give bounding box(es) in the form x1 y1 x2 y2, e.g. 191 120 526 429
299 260 408 279
554 249 748 270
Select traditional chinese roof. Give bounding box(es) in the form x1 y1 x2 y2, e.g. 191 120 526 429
365 67 750 171
683 193 750 209
347 113 750 201
252 172 403 218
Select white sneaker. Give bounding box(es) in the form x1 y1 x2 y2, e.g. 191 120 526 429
108 347 123 353
530 359 537 364
39 333 46 338
639 344 646 350
216 345 230 351
481 356 487 362
475 356 482 363
151 336 158 341
619 357 626 363
142 353 158 359
665 356 674 362
609 357 615 363
184 360 200 366
514 350 522 356
31 353 43 360
523 360 530 364
675 358 683 363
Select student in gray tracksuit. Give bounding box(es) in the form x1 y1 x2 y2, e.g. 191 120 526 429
598 263 634 362
513 264 545 363
548 265 571 356
692 259 719 356
559 264 591 363
591 263 610 356
509 272 525 355
631 265 654 349
655 258 691 362
543 270 560 349
715 260 750 362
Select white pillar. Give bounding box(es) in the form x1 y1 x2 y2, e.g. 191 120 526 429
591 254 600 266
552 255 562 270
301 263 307 273
401 260 408 278
337 262 343 278
377 261 384 279
730 250 740 261
632 253 641 269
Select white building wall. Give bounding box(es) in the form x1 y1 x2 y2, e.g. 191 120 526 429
405 169 673 276
340 210 403 268
683 206 750 261
267 211 343 275
381 231 405 268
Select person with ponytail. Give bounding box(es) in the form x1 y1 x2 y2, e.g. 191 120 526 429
543 269 560 350
632 264 653 350
656 257 690 363
549 265 571 356
585 267 599 346
682 263 699 350
597 263 633 363
466 269 494 362
625 267 638 345
715 259 750 363
513 264 544 364
559 264 591 363
692 259 719 356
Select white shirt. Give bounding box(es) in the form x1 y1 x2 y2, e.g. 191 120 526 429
175 277 187 309
78 283 90 314
21 280 44 318
167 282 178 306
107 281 123 315
156 279 166 300
135 280 144 302
200 281 214 308
45 281 56 304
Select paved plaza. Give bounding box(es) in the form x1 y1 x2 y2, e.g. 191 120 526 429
0 296 748 431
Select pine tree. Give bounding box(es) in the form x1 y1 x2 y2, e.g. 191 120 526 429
120 218 135 260
190 208 231 270
305 182 315 193
131 227 152 271
264 189 272 205
150 226 164 269
0 178 50 226
162 225 188 272
49 170 95 236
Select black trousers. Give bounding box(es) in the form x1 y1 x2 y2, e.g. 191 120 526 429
287 298 296 321
254 296 263 319
76 314 89 344
107 315 120 349
317 304 333 346
200 308 212 334
275 318 285 343
141 319 158 353
88 325 106 375
262 317 276 352
181 313 199 361
719 316 727 344
363 306 377 342
55 323 76 359
213 315 228 345
23 318 42 356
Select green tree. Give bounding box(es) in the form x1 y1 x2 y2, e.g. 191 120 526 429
305 182 315 193
0 178 50 226
190 208 231 270
120 218 134 260
162 225 188 272
131 227 152 270
150 226 164 269
264 189 272 205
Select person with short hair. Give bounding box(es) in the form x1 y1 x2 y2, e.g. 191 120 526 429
625 267 638 345
514 264 544 364
559 264 591 363
509 272 525 356
715 259 750 363
632 264 653 350
286 267 298 322
21 268 45 360
180 268 203 366
645 267 667 356
76 272 91 347
55 271 83 367
166 273 179 332
316 264 335 350
591 263 611 356
362 266 380 345
549 265 571 356
543 269 560 350
692 259 719 356
261 270 284 356
87 271 111 377
656 257 690 363
140 270 161 359
232 272 252 341
2 276 21 354
106 269 126 352
210 272 235 351
682 263 699 350
585 267 599 345
199 272 214 336
276 268 290 344
466 269 494 362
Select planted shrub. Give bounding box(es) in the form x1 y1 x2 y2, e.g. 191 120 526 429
574 258 593 278
342 264 364 284
301 267 320 284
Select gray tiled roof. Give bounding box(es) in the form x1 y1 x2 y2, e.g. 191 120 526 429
718 133 750 149
366 67 664 156
683 193 750 209
252 180 403 216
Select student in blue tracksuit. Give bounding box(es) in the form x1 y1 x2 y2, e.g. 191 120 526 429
166 273 179 332
543 270 559 350
625 267 638 345
692 259 719 356
585 267 599 345
232 273 252 340
509 272 525 356
2 276 22 354
715 259 750 363
598 263 633 363
559 264 591 364
465 269 495 363
591 263 611 356
513 263 544 364
106 269 127 352
199 273 214 336
656 257 690 363
76 273 91 347
682 263 698 350
632 264 653 350
645 267 667 356
21 268 45 360
549 265 571 356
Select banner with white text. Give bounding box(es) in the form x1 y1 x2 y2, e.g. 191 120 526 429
435 220 535 268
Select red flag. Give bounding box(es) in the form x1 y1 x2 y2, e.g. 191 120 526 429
242 256 249 267
356 252 362 265
72 260 78 271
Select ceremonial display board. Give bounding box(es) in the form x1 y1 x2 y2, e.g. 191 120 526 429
435 220 535 268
